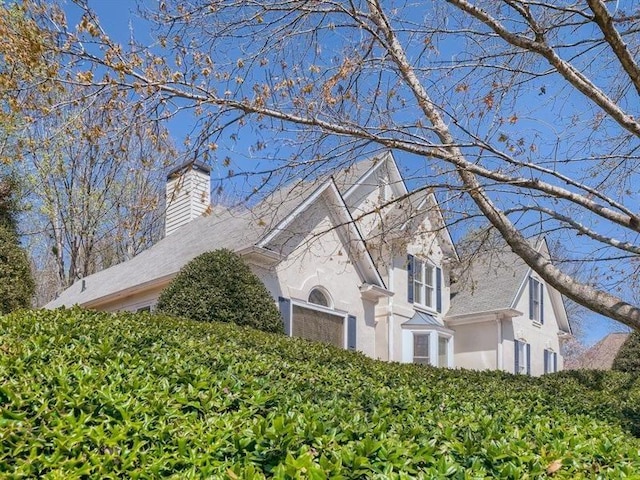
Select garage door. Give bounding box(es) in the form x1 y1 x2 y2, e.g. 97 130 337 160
292 305 344 348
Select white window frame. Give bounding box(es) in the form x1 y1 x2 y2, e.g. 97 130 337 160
404 329 454 368
413 259 436 310
515 340 530 375
308 286 333 308
413 333 431 365
544 349 558 374
530 278 543 323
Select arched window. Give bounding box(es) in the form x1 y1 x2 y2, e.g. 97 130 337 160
308 288 330 307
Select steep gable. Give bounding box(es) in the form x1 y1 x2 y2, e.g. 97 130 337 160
448 237 570 334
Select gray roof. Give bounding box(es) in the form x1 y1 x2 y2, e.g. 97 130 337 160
403 311 441 326
47 205 261 308
47 155 385 308
447 247 531 317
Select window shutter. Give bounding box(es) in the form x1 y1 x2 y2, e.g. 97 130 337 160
526 344 531 375
514 339 520 374
529 277 534 319
544 349 549 374
347 315 357 351
407 254 415 303
436 266 442 313
553 352 557 373
278 297 291 336
540 283 545 324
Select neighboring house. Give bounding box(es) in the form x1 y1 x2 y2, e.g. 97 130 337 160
47 152 572 375
564 333 630 370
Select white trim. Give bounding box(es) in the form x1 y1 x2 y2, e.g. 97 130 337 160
411 257 437 311
445 308 522 326
308 286 333 308
82 273 175 309
341 151 407 199
326 181 387 288
359 283 394 300
402 328 454 367
236 246 285 265
257 181 333 247
257 177 386 289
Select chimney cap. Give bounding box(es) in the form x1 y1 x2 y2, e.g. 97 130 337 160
166 160 211 180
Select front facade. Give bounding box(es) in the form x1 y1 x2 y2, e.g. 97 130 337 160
47 152 571 375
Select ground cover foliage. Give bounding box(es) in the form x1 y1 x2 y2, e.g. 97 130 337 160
1 309 640 479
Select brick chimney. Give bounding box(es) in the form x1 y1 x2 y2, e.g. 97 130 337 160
165 161 211 236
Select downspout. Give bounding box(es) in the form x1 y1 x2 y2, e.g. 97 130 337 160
496 316 503 371
388 257 395 362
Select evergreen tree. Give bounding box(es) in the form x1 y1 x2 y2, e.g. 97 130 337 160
0 177 34 313
612 331 640 374
157 249 283 334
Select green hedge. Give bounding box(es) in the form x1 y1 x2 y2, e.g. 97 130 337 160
156 249 283 334
1 308 640 478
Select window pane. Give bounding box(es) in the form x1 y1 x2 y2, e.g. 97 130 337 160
425 264 434 287
414 283 423 305
308 288 329 307
438 336 448 367
414 260 424 282
531 279 541 321
413 334 430 364
424 286 434 308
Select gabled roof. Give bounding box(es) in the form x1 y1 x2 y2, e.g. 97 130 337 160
564 333 630 370
447 237 571 333
447 246 531 317
46 205 261 308
47 154 394 309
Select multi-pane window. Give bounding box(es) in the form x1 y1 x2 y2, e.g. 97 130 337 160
412 333 450 367
413 334 430 365
530 277 544 323
413 259 435 308
308 288 330 307
544 349 558 374
515 340 530 375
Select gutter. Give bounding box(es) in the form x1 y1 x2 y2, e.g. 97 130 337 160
446 308 522 326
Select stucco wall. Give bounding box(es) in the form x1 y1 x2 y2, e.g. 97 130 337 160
508 273 564 375
452 321 498 370
268 195 379 358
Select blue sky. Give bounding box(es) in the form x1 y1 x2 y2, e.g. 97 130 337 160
63 1 631 346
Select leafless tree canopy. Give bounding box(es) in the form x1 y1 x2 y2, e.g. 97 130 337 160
2 0 640 327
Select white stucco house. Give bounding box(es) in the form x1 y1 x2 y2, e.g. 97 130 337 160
47 152 571 375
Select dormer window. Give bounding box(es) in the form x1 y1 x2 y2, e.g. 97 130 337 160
407 255 442 312
529 277 544 324
308 288 330 308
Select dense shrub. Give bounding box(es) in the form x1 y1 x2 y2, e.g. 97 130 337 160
0 177 34 313
0 226 34 313
156 248 283 334
612 330 640 373
1 308 640 478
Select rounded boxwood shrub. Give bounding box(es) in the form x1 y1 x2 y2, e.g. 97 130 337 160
612 331 640 373
157 249 283 333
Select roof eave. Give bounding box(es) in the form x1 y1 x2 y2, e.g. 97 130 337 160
445 308 522 325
